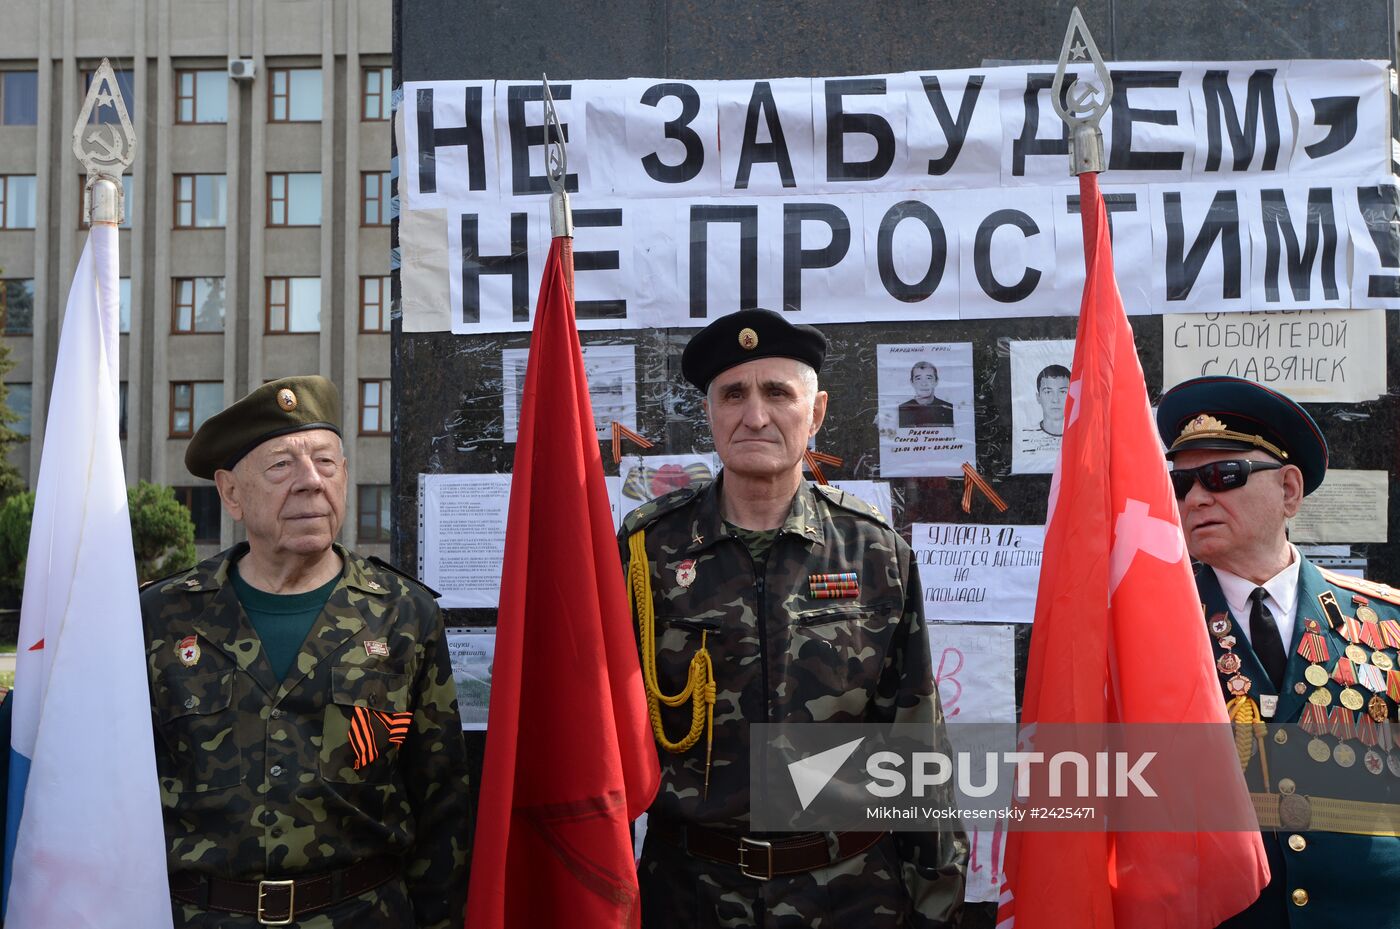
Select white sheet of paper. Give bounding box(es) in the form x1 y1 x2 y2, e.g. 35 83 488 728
1290 470 1388 543
1162 309 1386 402
418 473 512 608
911 523 1045 623
447 627 495 730
928 623 1016 903
877 343 976 477
501 344 638 442
826 480 894 524
1009 339 1075 475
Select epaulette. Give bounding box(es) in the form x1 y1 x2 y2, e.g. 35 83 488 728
368 555 443 599
813 483 890 528
621 484 704 535
140 563 197 594
1319 568 1400 607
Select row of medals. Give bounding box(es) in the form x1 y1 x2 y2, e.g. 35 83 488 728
1211 598 1400 777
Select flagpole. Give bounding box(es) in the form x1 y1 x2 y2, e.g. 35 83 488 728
1050 6 1112 176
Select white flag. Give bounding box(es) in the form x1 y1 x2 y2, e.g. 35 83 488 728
3 222 173 927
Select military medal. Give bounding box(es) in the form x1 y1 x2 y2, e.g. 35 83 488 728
1294 681 1308 695
1304 664 1329 687
1357 604 1381 625
1301 704 1330 762
1345 643 1370 665
1308 686 1332 707
1373 651 1395 672
1379 619 1400 650
1388 669 1400 703
364 640 390 658
676 559 697 589
1227 675 1252 697
1331 658 1365 709
1358 714 1384 774
1360 618 1385 650
1328 706 1357 767
1208 614 1231 637
1259 694 1278 718
809 572 858 600
1369 693 1391 723
1216 653 1241 675
177 635 200 667
1357 661 1386 695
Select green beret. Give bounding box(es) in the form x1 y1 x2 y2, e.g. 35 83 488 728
184 375 342 479
681 308 827 392
1156 375 1329 496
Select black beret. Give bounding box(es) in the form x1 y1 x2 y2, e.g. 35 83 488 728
1156 375 1328 496
184 375 342 479
681 308 827 391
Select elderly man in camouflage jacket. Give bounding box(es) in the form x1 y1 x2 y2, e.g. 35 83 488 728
140 376 470 928
620 309 966 928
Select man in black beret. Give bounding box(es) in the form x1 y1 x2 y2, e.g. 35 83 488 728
140 375 471 928
1158 375 1400 928
620 309 965 927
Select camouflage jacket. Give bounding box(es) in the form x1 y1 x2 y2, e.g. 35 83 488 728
141 543 471 929
620 477 966 926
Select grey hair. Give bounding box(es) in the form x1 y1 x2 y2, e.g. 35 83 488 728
705 360 820 411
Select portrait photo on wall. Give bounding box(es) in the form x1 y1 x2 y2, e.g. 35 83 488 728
876 342 976 477
1009 339 1075 475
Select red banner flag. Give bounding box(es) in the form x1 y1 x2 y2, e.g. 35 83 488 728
996 172 1269 929
464 236 660 928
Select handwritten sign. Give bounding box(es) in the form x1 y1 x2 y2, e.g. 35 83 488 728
911 523 1044 623
1162 309 1386 402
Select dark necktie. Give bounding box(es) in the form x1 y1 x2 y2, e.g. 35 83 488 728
1250 587 1287 690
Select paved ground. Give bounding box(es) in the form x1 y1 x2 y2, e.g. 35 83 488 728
0 653 13 673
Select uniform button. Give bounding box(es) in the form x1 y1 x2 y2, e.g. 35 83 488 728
1288 834 1307 852
184 696 197 709
1291 889 1309 907
270 709 283 719
1278 778 1296 795
270 828 283 839
269 765 284 777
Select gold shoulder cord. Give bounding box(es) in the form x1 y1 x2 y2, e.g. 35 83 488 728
628 529 716 795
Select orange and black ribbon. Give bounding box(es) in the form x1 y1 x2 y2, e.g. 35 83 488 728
960 462 1008 514
349 706 414 770
611 422 654 464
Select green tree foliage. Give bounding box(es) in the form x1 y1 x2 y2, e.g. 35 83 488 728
0 310 29 504
0 482 198 602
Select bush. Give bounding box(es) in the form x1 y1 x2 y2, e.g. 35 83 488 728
0 482 198 600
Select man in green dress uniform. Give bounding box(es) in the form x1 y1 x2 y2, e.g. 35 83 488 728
1158 375 1400 929
141 376 471 928
620 309 966 928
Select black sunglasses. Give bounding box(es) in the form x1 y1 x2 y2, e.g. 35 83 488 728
1170 459 1285 500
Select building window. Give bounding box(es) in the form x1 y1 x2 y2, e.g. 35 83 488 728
268 68 322 122
362 66 391 121
172 277 226 333
265 277 321 333
176 70 228 124
174 174 227 228
79 174 133 229
119 278 130 334
357 484 391 544
173 486 221 544
1 279 34 335
83 68 135 123
119 381 127 438
360 275 390 333
170 381 222 438
359 379 390 435
0 176 36 229
361 171 390 226
7 383 31 438
267 172 322 226
0 71 37 125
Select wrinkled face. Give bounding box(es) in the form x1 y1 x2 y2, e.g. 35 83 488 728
911 369 937 400
214 428 348 559
1037 376 1069 427
706 357 827 481
1173 448 1301 569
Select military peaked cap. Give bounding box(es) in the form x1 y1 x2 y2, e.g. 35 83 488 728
184 375 342 479
1156 375 1328 496
681 308 827 391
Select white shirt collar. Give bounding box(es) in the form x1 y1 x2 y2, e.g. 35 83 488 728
1212 544 1303 649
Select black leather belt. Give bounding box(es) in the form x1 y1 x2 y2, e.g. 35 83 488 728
170 856 400 925
648 820 885 880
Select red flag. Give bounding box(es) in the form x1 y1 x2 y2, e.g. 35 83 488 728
996 173 1269 929
464 236 660 928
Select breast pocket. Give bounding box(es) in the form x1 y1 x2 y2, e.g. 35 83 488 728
319 666 413 784
788 600 900 713
155 669 242 793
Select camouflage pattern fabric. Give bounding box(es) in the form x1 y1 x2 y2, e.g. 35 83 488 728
142 542 471 929
621 477 967 928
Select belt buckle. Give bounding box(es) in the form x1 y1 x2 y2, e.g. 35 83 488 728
257 878 296 926
738 837 773 880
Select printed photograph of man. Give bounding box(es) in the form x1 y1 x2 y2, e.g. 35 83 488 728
1033 364 1070 437
898 361 955 428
